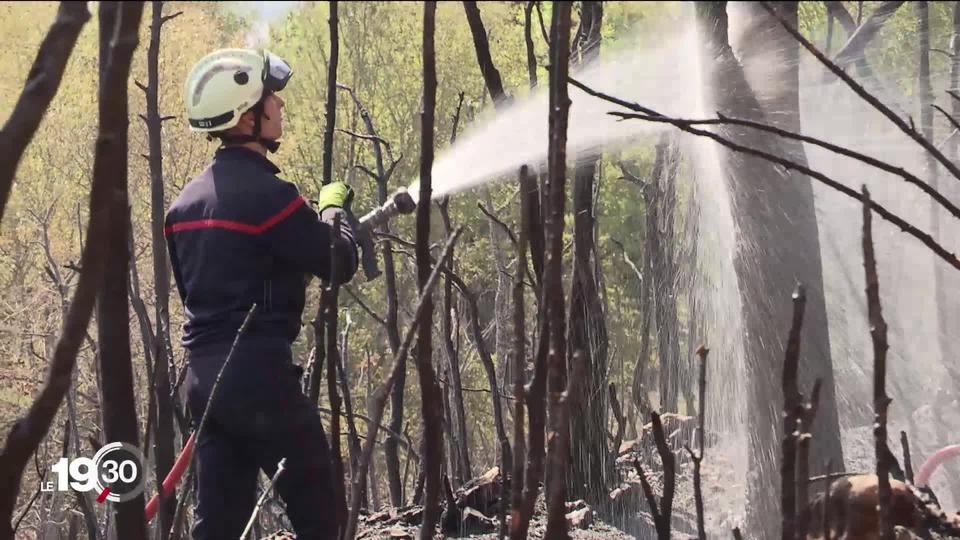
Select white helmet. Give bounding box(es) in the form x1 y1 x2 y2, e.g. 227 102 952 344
183 48 292 133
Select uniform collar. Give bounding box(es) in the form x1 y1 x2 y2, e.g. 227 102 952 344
215 146 281 175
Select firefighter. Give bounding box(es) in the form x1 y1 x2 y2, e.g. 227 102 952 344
166 48 357 539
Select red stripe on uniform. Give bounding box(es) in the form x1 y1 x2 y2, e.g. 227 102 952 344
164 196 306 236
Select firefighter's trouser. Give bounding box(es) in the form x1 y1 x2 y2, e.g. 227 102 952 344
185 338 337 540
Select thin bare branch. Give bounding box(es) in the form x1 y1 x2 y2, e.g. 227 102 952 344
159 11 182 25
861 185 893 540
343 226 463 540
342 286 388 327
335 127 390 148
758 1 960 182
901 431 914 484
240 458 286 540
782 284 806 540
567 77 960 271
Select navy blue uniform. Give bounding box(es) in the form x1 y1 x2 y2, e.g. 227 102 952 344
165 146 357 539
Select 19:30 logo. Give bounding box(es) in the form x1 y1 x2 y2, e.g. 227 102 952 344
45 442 146 503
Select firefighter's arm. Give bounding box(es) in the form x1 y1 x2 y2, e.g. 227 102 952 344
262 183 359 283
164 215 188 303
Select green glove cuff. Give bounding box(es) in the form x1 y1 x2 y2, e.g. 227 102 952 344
317 182 354 211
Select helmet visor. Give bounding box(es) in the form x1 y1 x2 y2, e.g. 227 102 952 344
263 51 292 92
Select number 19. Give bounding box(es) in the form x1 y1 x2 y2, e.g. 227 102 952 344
51 457 97 492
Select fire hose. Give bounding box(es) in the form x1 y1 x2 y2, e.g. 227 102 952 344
144 432 195 522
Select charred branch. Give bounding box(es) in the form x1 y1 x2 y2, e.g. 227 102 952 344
568 78 960 271
758 1 960 183
325 216 347 535
781 284 806 540
861 186 894 540
796 378 822 537
321 0 338 186
544 3 572 537
635 411 676 540
462 1 509 106
94 4 147 538
509 164 530 540
900 431 914 484
145 1 178 533
609 111 960 223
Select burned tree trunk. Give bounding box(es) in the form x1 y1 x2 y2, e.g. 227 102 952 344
644 138 682 414
0 6 134 534
544 2 572 537
308 0 340 405
567 0 612 506
0 2 89 226
945 0 960 401
513 167 549 540
142 2 181 535
322 0 339 186
415 3 443 538
337 81 407 505
509 166 531 538
325 219 347 535
918 0 960 506
696 2 844 535
94 2 147 539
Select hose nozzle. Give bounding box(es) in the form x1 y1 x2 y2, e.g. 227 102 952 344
353 187 417 281
358 186 416 230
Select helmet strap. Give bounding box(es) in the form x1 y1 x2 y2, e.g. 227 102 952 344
215 98 281 153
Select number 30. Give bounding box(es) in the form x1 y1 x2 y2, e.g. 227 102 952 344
102 459 138 483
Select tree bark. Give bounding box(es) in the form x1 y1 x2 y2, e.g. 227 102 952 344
642 138 681 414
0 1 90 226
946 0 960 398
544 2 572 537
308 0 342 407
325 218 347 536
567 0 611 507
322 0 339 186
918 0 960 506
415 4 442 538
144 2 177 535
697 3 844 536
462 1 509 107
509 166 531 539
94 3 147 539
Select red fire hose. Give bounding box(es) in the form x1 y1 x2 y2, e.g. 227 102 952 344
144 432 196 522
915 443 960 488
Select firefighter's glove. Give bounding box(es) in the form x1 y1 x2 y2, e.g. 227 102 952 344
317 182 354 213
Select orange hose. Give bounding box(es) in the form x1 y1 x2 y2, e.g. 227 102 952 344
144 432 196 522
